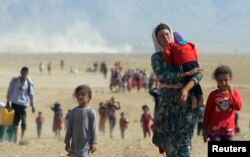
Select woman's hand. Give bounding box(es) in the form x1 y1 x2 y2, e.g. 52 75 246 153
179 79 196 102
65 142 71 153
90 143 97 153
179 88 188 102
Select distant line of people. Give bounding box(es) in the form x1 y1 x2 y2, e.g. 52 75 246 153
0 31 246 157
98 96 155 140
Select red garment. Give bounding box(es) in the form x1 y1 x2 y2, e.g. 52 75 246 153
140 112 152 129
119 117 128 128
158 146 165 154
203 89 242 132
36 116 44 125
163 42 198 66
53 117 63 131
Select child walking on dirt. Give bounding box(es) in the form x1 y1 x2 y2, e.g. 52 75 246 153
140 105 152 138
51 102 63 137
119 112 129 140
203 65 242 142
98 102 108 135
107 97 121 138
35 111 44 139
64 85 97 157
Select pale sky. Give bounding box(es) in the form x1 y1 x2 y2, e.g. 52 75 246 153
0 0 249 53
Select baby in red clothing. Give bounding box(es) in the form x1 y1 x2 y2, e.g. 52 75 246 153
163 32 204 108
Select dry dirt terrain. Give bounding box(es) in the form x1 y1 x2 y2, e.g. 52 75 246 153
0 52 249 157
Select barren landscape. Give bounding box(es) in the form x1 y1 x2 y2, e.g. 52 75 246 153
0 52 249 157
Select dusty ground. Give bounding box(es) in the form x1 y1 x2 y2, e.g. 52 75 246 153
0 52 249 157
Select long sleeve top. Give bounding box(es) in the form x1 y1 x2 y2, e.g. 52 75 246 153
203 89 242 130
140 112 152 129
6 77 35 107
151 51 202 85
64 106 97 155
163 42 198 66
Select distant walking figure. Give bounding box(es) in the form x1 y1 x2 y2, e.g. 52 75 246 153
35 111 44 139
51 102 63 137
39 62 45 74
119 112 129 139
106 97 120 138
98 102 108 135
47 62 52 75
60 60 64 70
140 105 152 138
6 66 36 143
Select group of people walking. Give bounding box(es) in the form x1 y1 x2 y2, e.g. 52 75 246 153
0 22 244 157
98 97 121 138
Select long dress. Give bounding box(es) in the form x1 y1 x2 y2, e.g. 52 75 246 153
151 51 203 157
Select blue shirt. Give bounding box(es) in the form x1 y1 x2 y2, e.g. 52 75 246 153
64 106 97 156
6 77 35 107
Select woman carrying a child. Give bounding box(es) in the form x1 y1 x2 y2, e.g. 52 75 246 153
151 23 203 157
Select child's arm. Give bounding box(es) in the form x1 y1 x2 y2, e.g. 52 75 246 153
229 89 242 111
151 52 203 85
90 109 97 153
140 114 143 125
150 113 154 121
64 111 73 153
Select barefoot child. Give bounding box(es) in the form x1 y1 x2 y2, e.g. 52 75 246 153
140 105 152 138
202 65 242 142
64 85 97 157
35 111 44 139
119 112 129 140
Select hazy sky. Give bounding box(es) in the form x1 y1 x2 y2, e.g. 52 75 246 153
0 0 249 53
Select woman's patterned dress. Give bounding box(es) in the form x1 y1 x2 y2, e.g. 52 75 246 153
151 51 203 157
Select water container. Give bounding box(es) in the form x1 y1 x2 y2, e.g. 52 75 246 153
0 108 15 126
